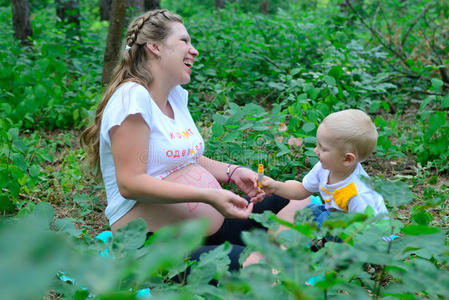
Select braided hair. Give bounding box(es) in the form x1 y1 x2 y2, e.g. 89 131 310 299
80 9 183 179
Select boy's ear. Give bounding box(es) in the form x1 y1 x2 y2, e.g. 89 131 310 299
146 41 161 56
343 152 356 165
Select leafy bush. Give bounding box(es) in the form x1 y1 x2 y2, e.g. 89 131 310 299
0 5 103 130
1 180 448 299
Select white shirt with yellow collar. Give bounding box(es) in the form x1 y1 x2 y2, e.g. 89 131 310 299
302 162 388 215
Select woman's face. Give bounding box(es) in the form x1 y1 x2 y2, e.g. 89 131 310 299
158 22 199 86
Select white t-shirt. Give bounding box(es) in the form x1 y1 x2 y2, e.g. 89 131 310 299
99 82 205 225
302 162 388 215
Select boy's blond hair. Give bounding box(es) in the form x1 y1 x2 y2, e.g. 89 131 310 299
322 109 378 162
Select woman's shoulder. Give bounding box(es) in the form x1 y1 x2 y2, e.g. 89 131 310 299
115 81 150 98
106 81 150 109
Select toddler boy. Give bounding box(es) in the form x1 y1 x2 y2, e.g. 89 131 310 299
262 109 388 226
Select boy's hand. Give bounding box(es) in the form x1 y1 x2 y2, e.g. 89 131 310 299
260 176 278 195
230 167 265 204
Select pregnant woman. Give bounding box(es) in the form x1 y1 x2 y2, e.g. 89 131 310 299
81 9 310 270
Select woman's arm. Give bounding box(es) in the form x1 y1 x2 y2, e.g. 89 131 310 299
197 156 264 203
110 114 252 218
196 156 233 183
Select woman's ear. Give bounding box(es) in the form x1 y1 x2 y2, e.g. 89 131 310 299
146 41 161 57
343 152 356 166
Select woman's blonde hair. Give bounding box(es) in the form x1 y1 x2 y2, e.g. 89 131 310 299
322 109 378 162
80 9 183 179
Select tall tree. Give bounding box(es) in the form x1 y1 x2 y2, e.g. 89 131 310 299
56 0 80 31
215 0 225 10
99 0 112 21
144 0 160 10
10 0 33 46
102 0 127 84
129 0 144 14
100 0 147 21
259 0 269 14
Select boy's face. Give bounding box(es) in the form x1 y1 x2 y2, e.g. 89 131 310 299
314 124 347 172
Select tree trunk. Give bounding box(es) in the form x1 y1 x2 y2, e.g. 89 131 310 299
144 0 160 11
99 0 112 21
102 0 127 84
56 0 80 27
259 0 270 14
56 0 80 38
215 0 225 10
129 0 145 14
10 0 33 46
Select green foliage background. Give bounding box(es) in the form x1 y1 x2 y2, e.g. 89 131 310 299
0 0 448 299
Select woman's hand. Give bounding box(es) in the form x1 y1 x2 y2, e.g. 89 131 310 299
206 189 254 219
230 167 265 203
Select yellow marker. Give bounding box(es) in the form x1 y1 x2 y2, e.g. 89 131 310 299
257 164 264 188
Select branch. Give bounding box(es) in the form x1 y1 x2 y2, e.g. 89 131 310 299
422 14 449 87
263 55 285 73
344 0 409 67
2 188 42 203
372 4 380 28
379 5 394 43
401 3 430 47
382 95 396 114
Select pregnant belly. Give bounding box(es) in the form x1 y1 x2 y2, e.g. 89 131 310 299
112 164 225 235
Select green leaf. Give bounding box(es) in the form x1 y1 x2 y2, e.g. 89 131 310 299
223 130 241 142
419 95 435 111
113 218 147 253
424 111 446 140
303 136 316 144
73 290 89 300
250 211 280 232
442 94 449 108
369 101 380 113
323 75 336 87
328 66 343 80
17 175 27 186
401 225 440 235
73 194 90 205
34 84 47 102
188 242 231 285
302 122 315 133
430 78 443 91
362 177 413 207
211 122 224 138
212 114 226 125
7 128 19 141
252 124 270 131
29 165 41 178
428 111 446 132
0 213 72 300
54 218 82 237
275 141 290 156
290 68 301 76
411 210 433 226
0 194 12 211
31 202 55 227
12 153 28 171
228 102 240 113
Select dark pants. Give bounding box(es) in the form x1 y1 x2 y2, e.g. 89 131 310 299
148 194 290 272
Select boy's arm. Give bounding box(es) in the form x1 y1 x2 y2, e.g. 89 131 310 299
261 177 312 200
